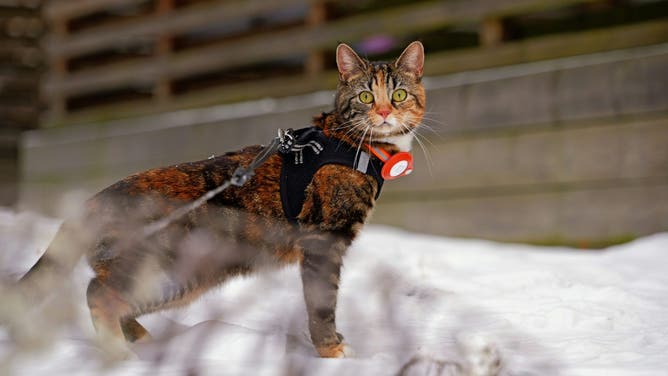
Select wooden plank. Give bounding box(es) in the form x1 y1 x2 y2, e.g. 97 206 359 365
0 128 20 149
43 0 595 98
43 14 68 125
426 19 668 75
0 5 40 17
0 72 39 89
154 0 174 103
44 0 321 59
480 18 505 46
0 157 19 206
0 103 39 128
45 19 668 126
45 73 337 127
0 44 41 68
43 0 144 21
306 1 327 77
0 14 44 39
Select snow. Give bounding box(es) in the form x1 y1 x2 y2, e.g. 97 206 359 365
1 207 667 375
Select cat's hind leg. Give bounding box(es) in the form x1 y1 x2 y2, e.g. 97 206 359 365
120 317 151 343
86 277 143 357
86 277 129 339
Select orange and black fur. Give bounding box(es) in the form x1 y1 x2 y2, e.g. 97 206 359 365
20 42 425 358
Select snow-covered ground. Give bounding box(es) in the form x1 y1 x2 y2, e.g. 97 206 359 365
1 207 667 375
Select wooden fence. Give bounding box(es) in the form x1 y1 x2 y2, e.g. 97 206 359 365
40 0 668 126
0 0 44 206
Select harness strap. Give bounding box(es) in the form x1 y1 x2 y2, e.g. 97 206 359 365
279 127 385 223
367 144 392 161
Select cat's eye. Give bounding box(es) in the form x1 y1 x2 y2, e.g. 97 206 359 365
359 91 374 104
392 89 408 102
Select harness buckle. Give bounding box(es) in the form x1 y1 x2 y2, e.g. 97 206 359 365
278 128 295 155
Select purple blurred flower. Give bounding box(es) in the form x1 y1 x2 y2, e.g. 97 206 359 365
356 35 398 55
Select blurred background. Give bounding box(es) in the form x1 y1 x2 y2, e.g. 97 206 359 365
1 0 667 247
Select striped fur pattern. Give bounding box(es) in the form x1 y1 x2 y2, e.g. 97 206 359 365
20 42 425 358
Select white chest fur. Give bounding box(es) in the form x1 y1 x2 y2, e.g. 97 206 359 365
380 133 414 152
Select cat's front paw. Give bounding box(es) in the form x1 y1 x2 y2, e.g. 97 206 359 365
316 342 354 358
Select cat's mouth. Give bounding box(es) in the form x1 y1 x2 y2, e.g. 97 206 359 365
384 128 414 138
371 120 414 136
372 119 397 130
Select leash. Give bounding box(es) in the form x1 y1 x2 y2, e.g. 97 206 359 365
230 129 290 186
143 129 295 237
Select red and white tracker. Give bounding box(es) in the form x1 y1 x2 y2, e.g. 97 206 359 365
366 144 414 180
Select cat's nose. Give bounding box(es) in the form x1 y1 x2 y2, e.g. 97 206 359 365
376 108 392 119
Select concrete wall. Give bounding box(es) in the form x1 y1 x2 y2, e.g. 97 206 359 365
20 44 668 245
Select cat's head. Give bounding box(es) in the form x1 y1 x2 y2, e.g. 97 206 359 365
330 41 425 151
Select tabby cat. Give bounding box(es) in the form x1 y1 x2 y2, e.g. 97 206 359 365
20 41 425 358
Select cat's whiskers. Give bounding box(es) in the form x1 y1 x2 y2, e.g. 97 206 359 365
420 111 452 133
417 116 446 129
421 111 447 121
341 119 369 145
354 125 371 164
331 118 367 152
414 120 439 135
405 119 434 144
369 126 375 150
408 121 438 148
341 119 365 137
401 122 435 177
412 119 444 146
330 118 363 132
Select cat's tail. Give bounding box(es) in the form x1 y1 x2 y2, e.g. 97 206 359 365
18 220 91 297
1 220 90 345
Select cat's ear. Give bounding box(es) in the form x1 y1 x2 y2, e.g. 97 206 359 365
395 41 424 78
336 43 366 81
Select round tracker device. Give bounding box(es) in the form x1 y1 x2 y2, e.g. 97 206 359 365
380 151 414 180
366 144 414 180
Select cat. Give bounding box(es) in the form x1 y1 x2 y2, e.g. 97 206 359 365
19 41 425 358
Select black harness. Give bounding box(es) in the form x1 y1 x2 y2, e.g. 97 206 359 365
279 127 384 223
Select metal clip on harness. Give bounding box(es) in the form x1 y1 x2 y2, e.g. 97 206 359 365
230 128 294 186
